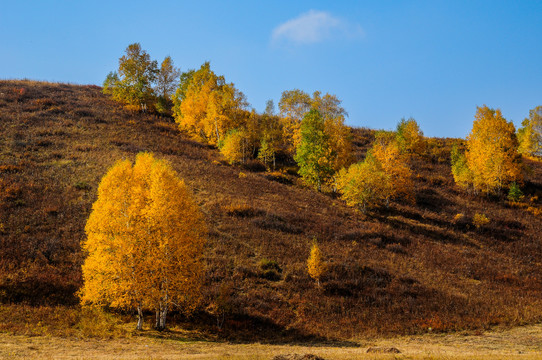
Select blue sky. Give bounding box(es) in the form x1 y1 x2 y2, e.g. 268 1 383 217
1 1 541 138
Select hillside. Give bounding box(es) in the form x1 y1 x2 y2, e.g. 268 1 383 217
1 80 542 340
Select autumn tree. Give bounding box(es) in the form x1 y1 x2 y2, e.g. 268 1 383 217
457 106 523 194
307 240 327 287
154 56 180 115
451 143 473 192
80 153 206 331
336 159 389 212
371 134 414 204
172 62 248 146
103 43 158 111
257 111 283 169
518 106 542 157
396 117 426 155
294 109 334 191
278 90 351 159
279 89 312 153
337 134 413 211
220 128 247 164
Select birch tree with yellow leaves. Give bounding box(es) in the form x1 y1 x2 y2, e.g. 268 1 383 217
456 106 523 194
518 106 542 157
307 240 327 287
172 62 248 145
337 133 413 211
80 153 206 331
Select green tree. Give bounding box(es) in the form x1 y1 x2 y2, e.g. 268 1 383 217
104 43 158 111
156 56 180 98
451 143 473 192
294 109 334 191
80 153 206 331
258 137 276 169
508 182 524 202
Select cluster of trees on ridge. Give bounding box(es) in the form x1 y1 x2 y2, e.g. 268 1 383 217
87 43 542 329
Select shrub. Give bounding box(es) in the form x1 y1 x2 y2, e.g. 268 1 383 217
74 181 91 191
473 213 490 228
259 259 282 281
453 213 465 223
508 182 524 202
259 258 282 273
76 307 126 338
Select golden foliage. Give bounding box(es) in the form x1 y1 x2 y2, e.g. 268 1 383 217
465 106 522 194
371 137 414 204
518 106 542 157
337 137 413 211
396 117 426 155
336 160 389 212
80 152 206 330
172 62 247 146
220 129 247 165
473 213 490 228
307 240 327 286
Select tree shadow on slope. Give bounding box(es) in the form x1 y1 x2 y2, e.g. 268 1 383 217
151 311 360 348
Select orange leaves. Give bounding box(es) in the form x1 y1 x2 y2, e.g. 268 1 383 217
173 62 247 146
80 153 206 328
461 106 522 194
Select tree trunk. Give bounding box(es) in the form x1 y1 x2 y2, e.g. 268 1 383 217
136 304 144 330
155 303 168 331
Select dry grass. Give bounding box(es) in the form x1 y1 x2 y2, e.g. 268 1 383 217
2 324 542 359
1 80 542 340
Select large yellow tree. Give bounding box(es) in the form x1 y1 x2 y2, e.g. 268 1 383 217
80 153 206 331
464 106 522 194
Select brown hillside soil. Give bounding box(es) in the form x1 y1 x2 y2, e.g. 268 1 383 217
1 80 542 339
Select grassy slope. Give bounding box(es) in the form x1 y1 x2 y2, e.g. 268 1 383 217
1 81 542 340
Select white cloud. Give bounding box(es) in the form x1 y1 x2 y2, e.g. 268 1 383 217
271 10 364 45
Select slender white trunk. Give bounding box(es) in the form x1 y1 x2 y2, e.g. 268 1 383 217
136 304 144 330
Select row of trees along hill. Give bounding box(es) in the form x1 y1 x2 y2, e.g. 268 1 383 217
103 44 353 181
102 44 542 211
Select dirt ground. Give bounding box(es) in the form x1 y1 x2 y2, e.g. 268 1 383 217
2 323 542 359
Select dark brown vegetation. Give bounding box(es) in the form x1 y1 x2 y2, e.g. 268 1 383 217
1 80 542 340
